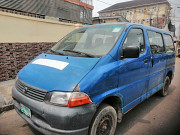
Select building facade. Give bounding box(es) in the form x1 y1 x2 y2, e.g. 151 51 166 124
0 0 93 24
99 0 171 29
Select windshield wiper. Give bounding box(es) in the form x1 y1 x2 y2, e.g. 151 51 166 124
63 49 95 57
47 49 64 56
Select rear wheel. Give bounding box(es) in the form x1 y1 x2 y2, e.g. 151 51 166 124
158 76 170 97
89 104 117 135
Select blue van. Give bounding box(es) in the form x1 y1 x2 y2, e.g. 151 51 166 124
12 23 175 135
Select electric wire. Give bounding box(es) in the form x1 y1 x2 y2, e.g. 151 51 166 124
96 0 112 5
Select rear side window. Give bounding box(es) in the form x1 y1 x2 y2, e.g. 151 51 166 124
147 31 165 54
164 34 175 53
123 28 145 53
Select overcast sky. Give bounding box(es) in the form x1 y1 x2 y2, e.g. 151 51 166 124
92 0 180 37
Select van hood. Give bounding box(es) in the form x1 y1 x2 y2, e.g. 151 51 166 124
18 53 100 92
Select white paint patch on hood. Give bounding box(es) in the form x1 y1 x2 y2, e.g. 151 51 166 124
32 58 69 70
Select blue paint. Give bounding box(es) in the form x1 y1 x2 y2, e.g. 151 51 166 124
122 83 163 114
146 83 163 98
17 23 175 115
18 54 100 92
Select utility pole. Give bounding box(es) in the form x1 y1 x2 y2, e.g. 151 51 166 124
174 8 175 25
179 24 180 40
178 7 180 39
156 5 159 28
149 11 153 26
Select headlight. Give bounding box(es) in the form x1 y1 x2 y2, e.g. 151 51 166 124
50 92 71 106
47 91 92 107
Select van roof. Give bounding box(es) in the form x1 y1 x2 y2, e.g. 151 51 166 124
85 22 170 35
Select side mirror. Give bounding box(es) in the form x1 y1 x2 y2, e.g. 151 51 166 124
122 46 140 58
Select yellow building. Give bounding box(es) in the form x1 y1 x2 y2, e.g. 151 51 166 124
98 0 171 29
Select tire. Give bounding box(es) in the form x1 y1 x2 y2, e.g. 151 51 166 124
89 104 117 135
158 76 170 97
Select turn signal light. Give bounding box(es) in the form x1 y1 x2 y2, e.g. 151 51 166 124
68 92 91 107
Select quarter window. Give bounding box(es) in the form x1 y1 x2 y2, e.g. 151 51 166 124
147 31 165 54
123 28 145 53
164 34 175 53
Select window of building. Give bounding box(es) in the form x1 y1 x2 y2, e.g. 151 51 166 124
163 34 175 53
148 8 151 11
154 7 157 11
147 19 149 22
123 28 145 53
141 19 144 24
102 13 106 16
115 12 119 16
142 9 144 13
147 31 165 54
139 9 141 13
80 11 84 20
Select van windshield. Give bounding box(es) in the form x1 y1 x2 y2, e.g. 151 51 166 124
49 25 125 57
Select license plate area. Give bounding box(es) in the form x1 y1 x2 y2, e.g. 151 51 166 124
20 104 31 118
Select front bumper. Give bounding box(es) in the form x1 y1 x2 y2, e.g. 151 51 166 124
12 87 96 135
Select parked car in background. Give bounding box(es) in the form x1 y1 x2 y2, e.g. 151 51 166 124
12 23 175 135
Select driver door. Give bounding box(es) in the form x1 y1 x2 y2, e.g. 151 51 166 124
118 27 151 113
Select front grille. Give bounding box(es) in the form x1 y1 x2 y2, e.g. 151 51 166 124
16 80 47 102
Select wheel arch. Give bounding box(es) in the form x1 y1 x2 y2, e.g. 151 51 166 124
97 95 123 123
166 70 173 83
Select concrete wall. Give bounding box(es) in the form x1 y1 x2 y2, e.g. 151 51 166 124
0 11 83 43
0 11 83 82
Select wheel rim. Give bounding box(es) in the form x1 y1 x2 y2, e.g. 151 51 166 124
164 78 169 95
96 115 113 135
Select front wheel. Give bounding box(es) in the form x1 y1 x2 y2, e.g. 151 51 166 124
158 76 170 97
89 104 117 135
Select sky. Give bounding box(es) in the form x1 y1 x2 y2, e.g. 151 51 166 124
93 0 131 17
92 0 180 37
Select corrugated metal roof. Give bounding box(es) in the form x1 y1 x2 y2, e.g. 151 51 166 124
99 0 169 13
0 0 92 24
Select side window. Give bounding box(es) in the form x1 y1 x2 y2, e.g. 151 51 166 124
147 31 165 54
123 28 145 53
164 34 175 53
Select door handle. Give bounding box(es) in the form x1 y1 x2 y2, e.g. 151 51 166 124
151 57 154 67
144 59 148 63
